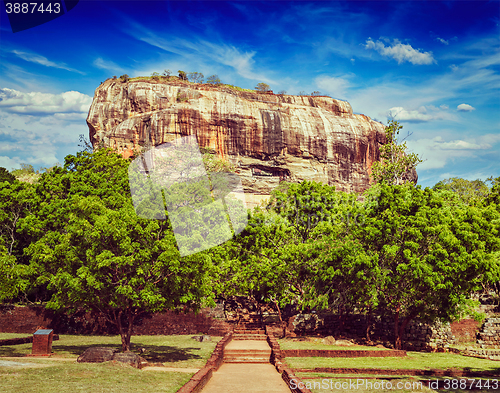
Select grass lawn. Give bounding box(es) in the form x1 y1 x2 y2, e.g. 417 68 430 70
0 334 221 368
0 360 192 393
284 352 500 374
0 334 222 393
278 338 391 351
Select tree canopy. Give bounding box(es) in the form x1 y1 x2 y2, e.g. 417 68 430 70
371 121 422 186
20 149 215 351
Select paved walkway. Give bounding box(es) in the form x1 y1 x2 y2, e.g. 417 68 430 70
201 363 291 393
201 339 291 393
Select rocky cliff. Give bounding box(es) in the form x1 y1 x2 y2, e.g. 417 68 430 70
87 78 409 206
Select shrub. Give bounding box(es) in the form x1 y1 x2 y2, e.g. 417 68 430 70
176 91 189 103
119 74 129 83
255 82 271 93
206 75 222 85
188 72 204 83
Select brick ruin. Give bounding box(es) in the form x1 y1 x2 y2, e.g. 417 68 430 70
0 303 496 351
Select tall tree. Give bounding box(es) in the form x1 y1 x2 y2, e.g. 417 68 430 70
21 149 215 351
371 120 422 186
356 183 500 349
0 167 16 184
255 83 271 93
433 177 489 206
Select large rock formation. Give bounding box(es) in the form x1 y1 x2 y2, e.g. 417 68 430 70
87 78 412 206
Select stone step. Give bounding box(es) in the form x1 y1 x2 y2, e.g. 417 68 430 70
236 324 263 329
224 349 271 356
223 357 270 363
233 334 267 340
234 329 266 335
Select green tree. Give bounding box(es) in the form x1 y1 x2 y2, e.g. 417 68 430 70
21 149 215 351
206 75 222 85
356 183 500 349
215 181 356 327
178 70 188 81
0 167 16 184
0 241 27 303
0 180 35 259
433 177 489 206
255 83 271 93
162 69 172 78
187 72 204 83
119 74 129 83
371 121 422 186
486 176 500 206
151 72 160 81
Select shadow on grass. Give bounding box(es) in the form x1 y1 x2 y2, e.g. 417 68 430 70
130 344 204 363
49 343 204 363
0 345 32 357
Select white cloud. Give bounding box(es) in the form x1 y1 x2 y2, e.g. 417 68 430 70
364 38 435 65
407 135 497 170
315 75 350 99
0 88 92 116
387 106 455 122
11 50 84 74
457 103 475 112
93 58 126 74
0 156 23 170
436 37 449 45
0 88 91 169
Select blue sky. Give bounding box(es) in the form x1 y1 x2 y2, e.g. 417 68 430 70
0 0 499 188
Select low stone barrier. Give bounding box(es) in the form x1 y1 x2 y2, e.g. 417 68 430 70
266 332 312 393
282 349 407 358
176 331 233 393
282 366 313 393
176 367 213 393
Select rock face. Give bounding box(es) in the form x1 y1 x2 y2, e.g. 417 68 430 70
87 79 412 205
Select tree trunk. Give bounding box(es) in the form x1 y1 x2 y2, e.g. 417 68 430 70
114 310 135 352
394 312 413 350
273 299 286 337
394 312 401 350
365 311 373 343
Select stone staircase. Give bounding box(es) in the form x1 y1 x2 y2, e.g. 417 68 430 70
223 345 272 363
223 312 271 363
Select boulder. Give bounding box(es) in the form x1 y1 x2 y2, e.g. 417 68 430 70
112 352 149 369
191 335 211 342
322 336 336 345
77 347 119 363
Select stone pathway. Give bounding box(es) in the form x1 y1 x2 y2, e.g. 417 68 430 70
201 321 291 393
200 361 291 393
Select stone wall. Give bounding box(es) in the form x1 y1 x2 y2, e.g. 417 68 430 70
284 313 456 350
477 317 500 348
0 305 231 336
